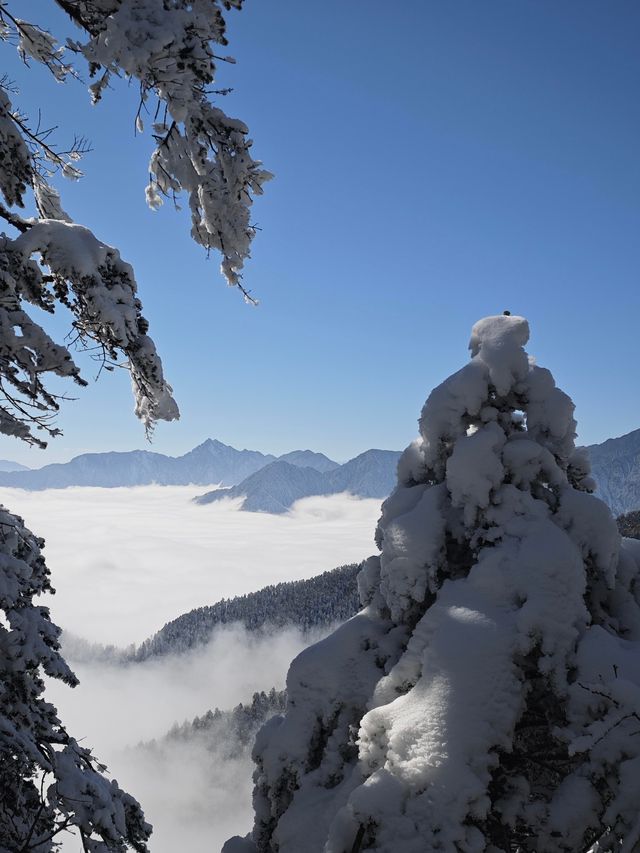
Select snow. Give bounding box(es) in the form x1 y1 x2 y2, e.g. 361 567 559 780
15 219 124 278
228 314 640 852
377 482 446 620
446 421 506 527
468 314 530 396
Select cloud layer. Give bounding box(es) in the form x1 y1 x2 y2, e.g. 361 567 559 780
0 486 381 644
0 486 381 851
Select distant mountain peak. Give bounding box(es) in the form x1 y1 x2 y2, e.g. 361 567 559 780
190 438 229 451
277 449 339 473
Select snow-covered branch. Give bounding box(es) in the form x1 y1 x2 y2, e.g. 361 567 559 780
1 0 271 293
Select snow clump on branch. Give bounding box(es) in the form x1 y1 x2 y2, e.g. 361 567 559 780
225 314 640 853
63 0 272 294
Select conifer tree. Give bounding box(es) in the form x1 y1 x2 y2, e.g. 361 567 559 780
226 315 640 853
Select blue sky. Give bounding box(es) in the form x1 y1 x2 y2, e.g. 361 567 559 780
0 0 639 466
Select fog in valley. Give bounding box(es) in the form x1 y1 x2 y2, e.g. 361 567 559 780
47 625 317 852
0 486 381 852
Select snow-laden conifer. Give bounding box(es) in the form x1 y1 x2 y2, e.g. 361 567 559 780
0 504 151 851
225 315 640 853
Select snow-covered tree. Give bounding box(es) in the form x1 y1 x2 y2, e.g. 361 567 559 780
225 314 640 853
0 1 269 849
0 505 151 851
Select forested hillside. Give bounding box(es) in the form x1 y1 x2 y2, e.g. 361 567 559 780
146 689 287 759
131 563 362 661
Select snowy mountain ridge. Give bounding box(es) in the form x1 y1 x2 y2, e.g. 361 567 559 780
0 459 30 473
587 427 640 516
195 449 402 513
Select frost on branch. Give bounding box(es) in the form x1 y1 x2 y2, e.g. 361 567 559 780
2 0 270 296
226 315 640 853
0 505 152 851
56 0 272 294
0 2 272 847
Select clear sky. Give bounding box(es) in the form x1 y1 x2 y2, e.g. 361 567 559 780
0 0 638 466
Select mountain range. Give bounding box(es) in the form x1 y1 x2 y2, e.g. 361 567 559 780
1 430 640 516
0 439 338 490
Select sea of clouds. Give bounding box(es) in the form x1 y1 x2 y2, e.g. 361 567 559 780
0 485 380 645
0 485 382 852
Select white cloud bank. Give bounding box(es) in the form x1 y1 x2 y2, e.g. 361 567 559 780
0 486 381 644
0 485 380 852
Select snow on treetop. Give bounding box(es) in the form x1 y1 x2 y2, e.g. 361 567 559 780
468 313 529 356
412 313 577 486
468 313 530 395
